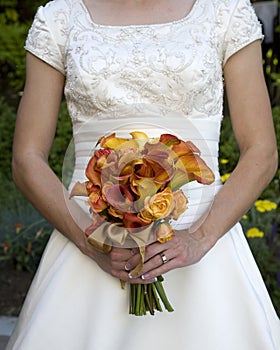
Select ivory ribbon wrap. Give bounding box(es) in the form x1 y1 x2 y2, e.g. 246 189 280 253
87 222 155 276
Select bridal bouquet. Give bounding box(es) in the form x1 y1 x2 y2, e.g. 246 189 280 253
70 131 214 315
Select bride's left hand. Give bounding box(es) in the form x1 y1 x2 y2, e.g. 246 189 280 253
126 229 216 283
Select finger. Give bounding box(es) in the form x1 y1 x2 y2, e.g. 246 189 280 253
139 247 180 278
109 247 136 262
144 236 180 261
140 257 179 282
124 252 142 271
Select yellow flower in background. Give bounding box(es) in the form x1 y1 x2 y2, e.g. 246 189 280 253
220 159 229 164
254 200 277 213
242 214 248 220
246 227 264 238
221 173 231 183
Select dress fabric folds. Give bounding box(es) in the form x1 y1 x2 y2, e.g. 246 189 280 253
7 0 280 349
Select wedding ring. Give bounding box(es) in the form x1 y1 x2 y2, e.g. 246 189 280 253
160 253 168 264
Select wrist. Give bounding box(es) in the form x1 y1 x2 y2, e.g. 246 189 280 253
190 225 218 253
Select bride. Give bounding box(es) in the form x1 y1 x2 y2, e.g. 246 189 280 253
7 0 280 349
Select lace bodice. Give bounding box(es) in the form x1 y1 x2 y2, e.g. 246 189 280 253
25 0 262 122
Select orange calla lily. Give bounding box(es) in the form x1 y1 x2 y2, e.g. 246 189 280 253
85 157 102 187
177 154 215 185
103 183 135 213
168 168 190 190
172 140 200 157
100 131 149 151
69 181 89 198
144 151 174 185
88 187 108 213
159 133 181 148
99 133 129 149
123 212 151 230
85 148 115 186
132 177 159 210
130 131 149 140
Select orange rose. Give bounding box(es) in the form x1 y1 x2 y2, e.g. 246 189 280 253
139 187 174 222
169 189 188 220
155 221 174 243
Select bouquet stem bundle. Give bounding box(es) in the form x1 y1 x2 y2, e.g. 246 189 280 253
130 275 174 316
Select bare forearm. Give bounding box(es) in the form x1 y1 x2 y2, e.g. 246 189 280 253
12 153 91 249
199 145 278 243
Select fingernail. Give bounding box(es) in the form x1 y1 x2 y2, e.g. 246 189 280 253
128 272 136 279
141 273 151 280
141 275 157 282
131 248 137 255
125 263 131 271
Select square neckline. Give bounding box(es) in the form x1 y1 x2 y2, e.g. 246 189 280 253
80 0 200 28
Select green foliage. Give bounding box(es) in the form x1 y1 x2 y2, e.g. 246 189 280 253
49 101 73 178
0 172 52 272
0 21 27 91
262 106 280 199
0 220 52 273
0 97 72 181
219 115 239 173
0 0 48 94
0 97 16 180
264 49 280 106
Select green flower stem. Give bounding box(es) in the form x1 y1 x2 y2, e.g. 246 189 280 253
141 285 146 315
154 278 174 312
151 283 163 312
135 284 140 315
148 284 154 310
129 284 136 314
144 285 154 315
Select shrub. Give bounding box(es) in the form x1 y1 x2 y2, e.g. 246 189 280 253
0 172 52 272
0 97 16 180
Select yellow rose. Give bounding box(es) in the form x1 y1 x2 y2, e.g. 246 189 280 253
140 187 174 222
169 190 188 220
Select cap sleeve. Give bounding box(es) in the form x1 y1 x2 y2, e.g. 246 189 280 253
222 0 264 66
25 1 69 75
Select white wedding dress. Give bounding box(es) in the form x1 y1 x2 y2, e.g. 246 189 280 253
7 0 280 349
